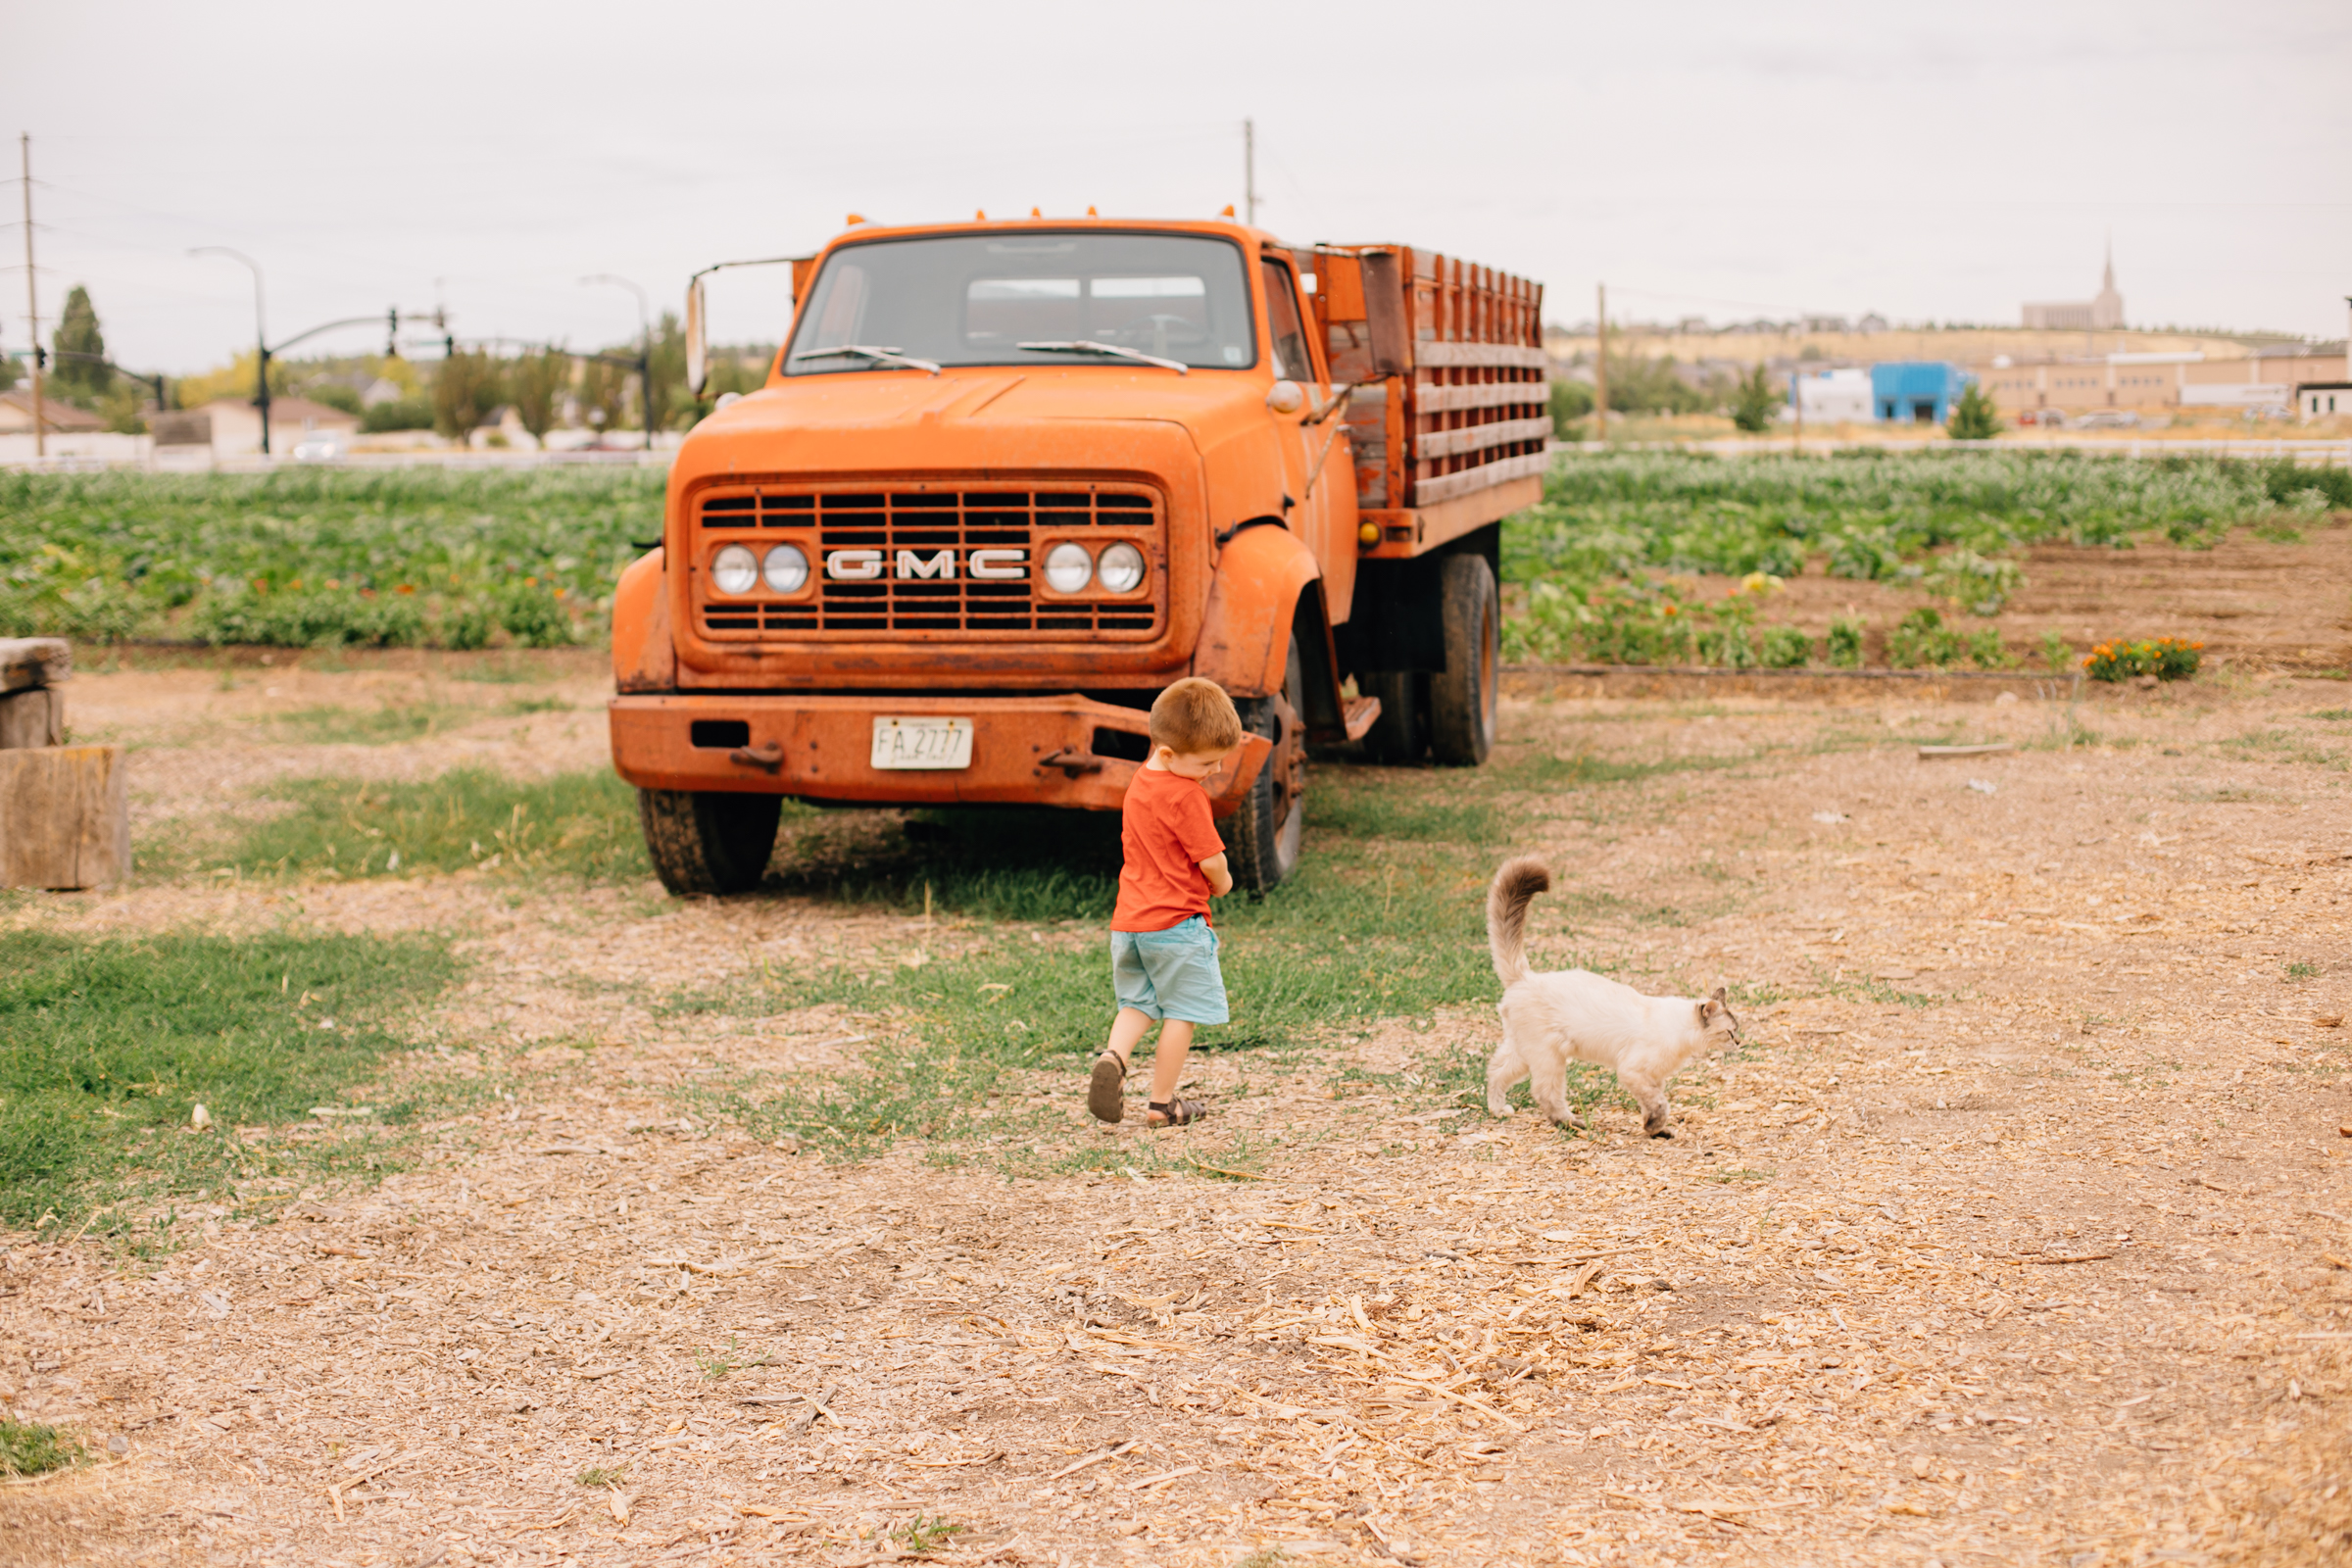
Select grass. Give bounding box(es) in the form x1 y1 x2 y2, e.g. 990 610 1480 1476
895 1517 969 1552
576 1465 627 1489
214 766 658 881
0 466 662 647
0 1420 81 1476
666 747 1733 1163
0 927 463 1233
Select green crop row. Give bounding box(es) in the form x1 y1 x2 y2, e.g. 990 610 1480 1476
0 467 664 647
1502 449 2346 604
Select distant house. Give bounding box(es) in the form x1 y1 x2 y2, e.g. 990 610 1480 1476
1872 362 1973 424
0 389 106 435
1855 313 1889 334
1788 368 1875 423
194 396 361 457
2023 247 2126 331
2299 382 2352 420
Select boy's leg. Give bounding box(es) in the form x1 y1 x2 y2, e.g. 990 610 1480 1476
1146 1019 1195 1112
1104 1006 1155 1068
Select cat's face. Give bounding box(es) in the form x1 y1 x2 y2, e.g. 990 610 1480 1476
1697 987 1742 1051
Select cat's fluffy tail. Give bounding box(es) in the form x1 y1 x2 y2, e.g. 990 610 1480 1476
1487 857 1551 988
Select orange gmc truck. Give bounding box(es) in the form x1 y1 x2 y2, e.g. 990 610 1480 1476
609 216 1546 897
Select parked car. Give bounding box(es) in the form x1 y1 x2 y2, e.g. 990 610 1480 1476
289 432 349 462
2072 410 2140 430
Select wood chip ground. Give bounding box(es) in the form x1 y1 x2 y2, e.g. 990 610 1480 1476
0 660 2347 1566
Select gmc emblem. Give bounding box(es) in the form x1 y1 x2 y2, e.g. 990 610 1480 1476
825 548 1027 581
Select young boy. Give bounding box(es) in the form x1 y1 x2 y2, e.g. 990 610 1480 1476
1088 677 1246 1128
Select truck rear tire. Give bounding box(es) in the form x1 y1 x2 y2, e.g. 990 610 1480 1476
1428 553 1498 766
1229 636 1305 895
637 788 782 897
1358 670 1427 763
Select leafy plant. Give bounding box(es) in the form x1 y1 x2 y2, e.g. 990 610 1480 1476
2037 629 2073 671
2083 636 2203 682
577 1465 627 1489
1886 607 1966 668
1825 615 1865 667
1760 624 1811 667
358 396 433 433
1729 365 1782 433
1548 378 1594 439
1923 548 2022 615
895 1516 969 1551
1946 382 2002 441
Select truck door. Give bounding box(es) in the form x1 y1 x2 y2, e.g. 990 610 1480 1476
1259 251 1356 620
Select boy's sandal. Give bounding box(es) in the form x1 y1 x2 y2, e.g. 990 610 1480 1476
1146 1098 1206 1128
1088 1052 1129 1124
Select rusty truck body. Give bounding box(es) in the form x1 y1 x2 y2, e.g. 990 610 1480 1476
609 217 1545 896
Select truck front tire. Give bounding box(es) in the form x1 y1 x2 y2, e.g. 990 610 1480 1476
1229 636 1305 895
637 788 782 897
1428 554 1498 766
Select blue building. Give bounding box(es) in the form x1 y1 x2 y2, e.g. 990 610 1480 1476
1871 362 1974 424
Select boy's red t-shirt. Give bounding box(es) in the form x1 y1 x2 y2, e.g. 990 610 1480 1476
1110 764 1225 932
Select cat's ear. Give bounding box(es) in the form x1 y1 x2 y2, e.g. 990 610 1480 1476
1709 986 1728 1005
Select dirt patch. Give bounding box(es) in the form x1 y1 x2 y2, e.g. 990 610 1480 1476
1 669 2348 1565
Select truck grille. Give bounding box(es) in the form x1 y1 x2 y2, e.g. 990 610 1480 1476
693 486 1163 639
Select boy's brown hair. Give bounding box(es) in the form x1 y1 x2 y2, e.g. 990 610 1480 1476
1148 677 1245 755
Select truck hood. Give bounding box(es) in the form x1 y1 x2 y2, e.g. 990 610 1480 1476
672 366 1278 481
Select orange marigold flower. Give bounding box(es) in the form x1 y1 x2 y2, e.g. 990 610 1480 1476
395 584 416 595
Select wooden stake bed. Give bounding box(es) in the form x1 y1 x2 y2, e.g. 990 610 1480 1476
1304 245 1549 559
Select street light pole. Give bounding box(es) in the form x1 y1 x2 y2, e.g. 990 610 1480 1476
582 274 652 452
192 246 270 455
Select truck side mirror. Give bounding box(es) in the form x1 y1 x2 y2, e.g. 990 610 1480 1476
1359 251 1411 378
685 275 709 397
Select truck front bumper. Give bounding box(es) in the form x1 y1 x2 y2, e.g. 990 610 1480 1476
608 693 1269 815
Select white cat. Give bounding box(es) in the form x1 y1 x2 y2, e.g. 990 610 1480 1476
1484 857 1740 1138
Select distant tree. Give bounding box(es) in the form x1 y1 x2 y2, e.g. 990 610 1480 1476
1604 351 1708 416
302 382 364 415
576 354 632 434
510 346 570 443
432 348 505 446
51 285 110 404
645 312 687 432
1947 382 2002 441
1547 378 1594 439
0 348 19 392
1729 365 1782 433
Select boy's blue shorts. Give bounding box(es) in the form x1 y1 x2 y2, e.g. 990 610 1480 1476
1109 915 1229 1025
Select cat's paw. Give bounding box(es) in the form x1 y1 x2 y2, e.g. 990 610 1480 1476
1646 1123 1675 1139
1485 1100 1512 1118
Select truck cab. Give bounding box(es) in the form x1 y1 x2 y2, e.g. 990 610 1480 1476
610 217 1544 897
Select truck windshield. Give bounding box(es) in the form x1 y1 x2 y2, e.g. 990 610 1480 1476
785 231 1256 374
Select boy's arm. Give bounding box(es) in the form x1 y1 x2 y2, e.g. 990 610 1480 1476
1199 852 1234 898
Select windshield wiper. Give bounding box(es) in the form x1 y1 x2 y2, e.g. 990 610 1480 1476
1015 340 1189 375
787 343 942 375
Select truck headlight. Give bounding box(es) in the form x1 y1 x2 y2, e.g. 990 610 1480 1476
1042 542 1094 594
710 544 759 597
1097 542 1146 594
762 543 809 594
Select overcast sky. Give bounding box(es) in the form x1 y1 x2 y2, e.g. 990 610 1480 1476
6 0 2347 375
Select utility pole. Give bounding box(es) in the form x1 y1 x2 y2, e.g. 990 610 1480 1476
1244 119 1257 226
1593 282 1607 445
21 133 43 461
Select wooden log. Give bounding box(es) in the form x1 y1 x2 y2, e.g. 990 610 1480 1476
0 688 65 749
0 745 129 890
0 638 72 693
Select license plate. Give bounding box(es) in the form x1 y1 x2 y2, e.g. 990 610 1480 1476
870 716 974 770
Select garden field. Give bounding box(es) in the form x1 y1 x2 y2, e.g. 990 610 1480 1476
4 452 2347 675
0 649 2347 1566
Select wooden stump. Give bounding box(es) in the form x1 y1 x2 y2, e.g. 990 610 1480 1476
0 638 71 692
0 688 65 750
0 745 129 890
